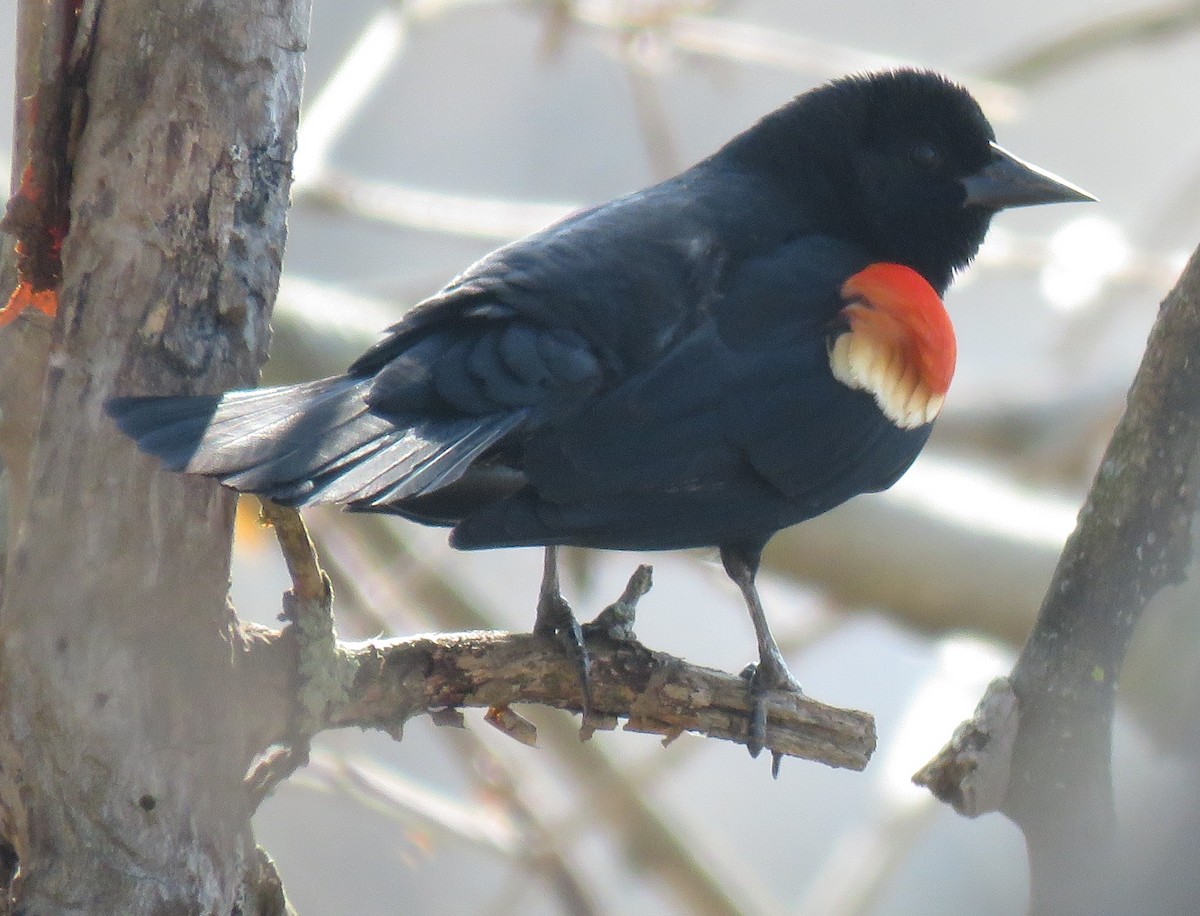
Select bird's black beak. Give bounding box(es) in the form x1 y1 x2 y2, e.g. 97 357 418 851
962 142 1095 211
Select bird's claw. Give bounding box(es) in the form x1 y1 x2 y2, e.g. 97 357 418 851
740 659 803 774
535 590 592 720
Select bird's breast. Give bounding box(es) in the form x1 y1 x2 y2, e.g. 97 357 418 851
826 263 956 429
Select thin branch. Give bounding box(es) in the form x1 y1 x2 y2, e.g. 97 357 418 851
302 750 524 857
246 501 354 806
915 242 1200 914
618 38 683 180
293 170 576 241
450 737 603 916
257 499 326 603
267 510 874 771
292 6 407 186
986 1 1200 85
327 626 875 771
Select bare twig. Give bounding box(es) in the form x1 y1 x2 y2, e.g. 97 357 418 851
293 170 575 241
915 243 1200 914
246 501 356 806
618 39 683 180
303 750 523 856
292 6 407 187
258 499 326 603
986 1 1200 85
327 627 874 771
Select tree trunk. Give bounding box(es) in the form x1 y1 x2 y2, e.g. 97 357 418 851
0 0 310 910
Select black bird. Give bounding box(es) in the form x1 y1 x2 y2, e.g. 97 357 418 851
110 69 1092 765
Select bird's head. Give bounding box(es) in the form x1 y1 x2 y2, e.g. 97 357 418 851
726 69 1093 292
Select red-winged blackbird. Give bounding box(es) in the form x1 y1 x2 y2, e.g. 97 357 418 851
110 69 1092 765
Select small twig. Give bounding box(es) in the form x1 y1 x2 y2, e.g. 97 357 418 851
437 729 602 916
247 500 357 805
986 1 1200 85
618 39 683 180
293 170 575 242
258 500 355 735
257 498 325 603
292 6 408 187
245 743 312 811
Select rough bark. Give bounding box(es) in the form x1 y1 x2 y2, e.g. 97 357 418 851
0 0 310 911
916 243 1200 915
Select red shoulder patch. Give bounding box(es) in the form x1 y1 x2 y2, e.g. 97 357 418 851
827 264 956 429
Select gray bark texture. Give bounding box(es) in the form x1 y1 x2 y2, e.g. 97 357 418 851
916 243 1200 916
0 0 310 911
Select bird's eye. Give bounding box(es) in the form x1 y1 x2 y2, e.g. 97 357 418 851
910 144 943 171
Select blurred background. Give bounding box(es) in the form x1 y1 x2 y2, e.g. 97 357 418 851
6 0 1200 913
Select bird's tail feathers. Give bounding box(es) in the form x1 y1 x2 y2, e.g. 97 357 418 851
108 378 522 508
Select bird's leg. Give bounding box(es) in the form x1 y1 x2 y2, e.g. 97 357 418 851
534 545 591 717
721 545 802 775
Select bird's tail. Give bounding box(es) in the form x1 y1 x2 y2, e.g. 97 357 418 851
107 377 522 508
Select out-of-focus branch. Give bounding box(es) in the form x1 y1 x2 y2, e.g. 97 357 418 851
986 1 1200 85
619 42 683 180
292 7 407 187
916 243 1200 915
293 170 575 241
767 479 1058 647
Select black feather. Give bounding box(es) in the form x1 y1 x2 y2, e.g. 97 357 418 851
109 70 1084 559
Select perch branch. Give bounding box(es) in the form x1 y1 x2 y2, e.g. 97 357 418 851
245 510 874 775
915 242 1200 914
328 624 875 771
242 556 875 804
251 506 875 770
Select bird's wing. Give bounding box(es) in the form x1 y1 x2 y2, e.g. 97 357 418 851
518 236 934 511
349 175 758 426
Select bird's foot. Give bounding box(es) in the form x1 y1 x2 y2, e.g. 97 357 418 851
740 655 803 777
535 584 592 719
